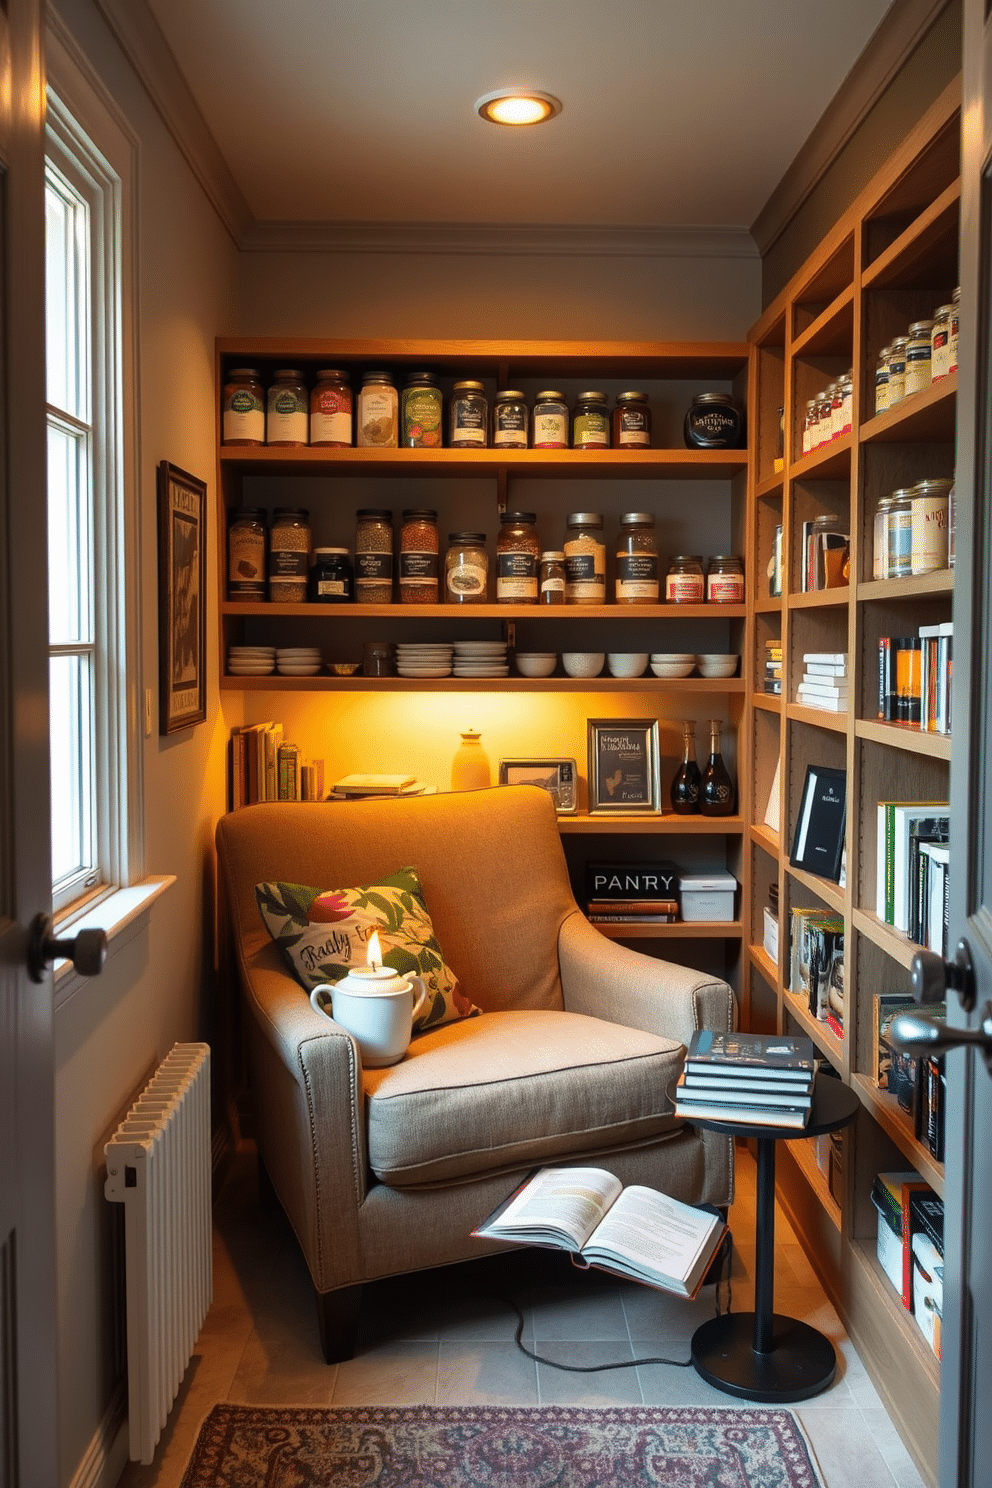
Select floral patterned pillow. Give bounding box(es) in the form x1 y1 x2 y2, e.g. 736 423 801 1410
254 866 480 1034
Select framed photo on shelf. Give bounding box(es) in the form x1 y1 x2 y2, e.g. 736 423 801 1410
497 757 578 813
789 764 846 881
157 460 207 735
587 719 661 813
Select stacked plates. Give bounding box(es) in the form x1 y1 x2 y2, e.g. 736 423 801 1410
228 645 275 676
396 643 453 678
276 647 322 676
453 640 509 677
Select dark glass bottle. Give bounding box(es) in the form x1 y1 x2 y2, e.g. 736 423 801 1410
670 720 701 814
700 718 735 817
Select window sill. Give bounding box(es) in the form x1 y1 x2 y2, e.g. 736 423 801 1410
53 874 176 1010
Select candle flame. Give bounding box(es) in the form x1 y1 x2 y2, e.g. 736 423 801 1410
366 930 383 970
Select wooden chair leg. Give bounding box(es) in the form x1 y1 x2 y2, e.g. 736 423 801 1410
316 1284 362 1363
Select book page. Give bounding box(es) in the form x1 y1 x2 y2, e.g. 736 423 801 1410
482 1167 622 1250
583 1185 719 1283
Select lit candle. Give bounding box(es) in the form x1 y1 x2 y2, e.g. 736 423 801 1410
345 928 396 986
366 929 383 970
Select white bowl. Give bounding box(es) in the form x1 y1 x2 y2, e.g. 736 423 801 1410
650 652 696 663
515 653 557 678
650 660 696 678
697 653 739 678
607 652 649 678
562 651 605 678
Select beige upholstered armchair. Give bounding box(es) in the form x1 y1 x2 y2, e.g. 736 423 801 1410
216 785 735 1361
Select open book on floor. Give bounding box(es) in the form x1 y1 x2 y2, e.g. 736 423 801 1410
471 1165 726 1298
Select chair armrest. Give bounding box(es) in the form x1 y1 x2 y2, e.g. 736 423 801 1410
557 910 736 1045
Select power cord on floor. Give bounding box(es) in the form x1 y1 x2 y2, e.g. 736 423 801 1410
488 1229 734 1373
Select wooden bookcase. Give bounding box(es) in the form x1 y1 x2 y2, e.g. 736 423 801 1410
745 79 960 1486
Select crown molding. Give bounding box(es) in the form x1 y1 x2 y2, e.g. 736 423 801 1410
239 220 759 259
751 0 954 256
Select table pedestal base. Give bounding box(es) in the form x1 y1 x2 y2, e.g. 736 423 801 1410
691 1312 837 1402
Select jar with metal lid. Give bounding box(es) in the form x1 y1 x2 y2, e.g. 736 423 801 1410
266 368 309 446
222 367 265 445
401 370 443 448
496 511 540 602
492 390 528 448
357 370 398 448
354 508 394 603
873 497 896 580
539 550 565 604
563 512 606 603
829 381 845 439
811 513 849 588
802 398 819 454
905 320 935 397
707 555 745 604
840 374 853 434
814 389 832 447
683 392 744 449
572 391 610 449
449 380 489 447
399 508 439 603
363 641 394 677
875 347 892 414
612 390 651 448
615 513 659 604
445 532 489 603
665 554 705 604
931 307 953 381
531 390 569 449
311 547 353 603
949 287 960 374
228 507 267 598
310 368 352 446
268 508 311 602
910 477 953 575
887 337 909 406
885 489 914 579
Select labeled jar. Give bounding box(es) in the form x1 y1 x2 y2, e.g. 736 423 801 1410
354 508 394 603
931 306 953 381
830 380 845 439
268 508 310 602
707 554 745 603
492 390 528 448
887 337 909 406
563 512 606 603
840 374 853 434
310 368 352 446
802 398 819 454
449 380 488 447
266 368 309 445
683 392 743 449
615 512 659 604
665 554 705 603
399 508 439 603
222 367 265 445
496 511 540 602
532 390 569 449
910 478 953 575
572 390 610 449
905 320 935 397
357 370 398 448
401 370 443 448
445 531 489 603
311 547 353 602
886 489 914 579
873 497 896 580
612 390 651 447
539 550 565 604
949 287 960 374
875 347 892 414
228 507 267 599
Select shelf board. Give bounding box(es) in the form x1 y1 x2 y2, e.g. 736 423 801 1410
787 432 852 481
219 445 749 480
755 470 784 500
851 1074 945 1194
221 674 747 693
752 597 782 614
791 284 855 358
221 601 746 622
788 587 850 610
782 1136 842 1230
860 373 956 444
785 865 845 914
748 941 779 987
752 691 782 712
750 822 780 858
862 178 961 291
786 703 849 731
592 920 741 940
857 570 953 602
850 908 921 971
781 988 845 1070
847 1235 941 1386
855 718 952 760
558 813 744 836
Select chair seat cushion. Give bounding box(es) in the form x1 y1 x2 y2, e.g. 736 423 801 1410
362 1009 684 1186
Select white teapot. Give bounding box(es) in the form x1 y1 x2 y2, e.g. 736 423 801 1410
310 964 429 1067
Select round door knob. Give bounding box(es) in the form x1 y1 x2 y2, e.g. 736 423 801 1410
26 914 108 983
889 1006 992 1077
909 940 976 1013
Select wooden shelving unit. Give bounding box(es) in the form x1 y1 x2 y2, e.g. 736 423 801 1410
745 80 959 1487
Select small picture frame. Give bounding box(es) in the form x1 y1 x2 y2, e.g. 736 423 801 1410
157 461 207 735
789 764 847 881
587 719 661 813
498 757 578 813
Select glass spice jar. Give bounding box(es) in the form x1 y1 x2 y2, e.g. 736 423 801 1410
572 391 611 449
802 398 819 455
401 370 443 448
905 320 935 397
612 390 651 448
266 368 309 445
615 512 659 604
949 286 960 373
887 337 910 406
886 489 915 579
354 508 394 603
310 547 353 602
445 532 489 603
910 478 953 575
357 370 398 447
539 550 566 604
840 374 853 434
531 390 569 449
563 512 606 604
268 508 311 602
310 368 353 446
228 507 267 599
496 511 540 602
873 496 896 580
665 554 705 604
449 380 488 447
931 306 953 381
222 366 265 445
399 508 439 604
875 348 892 414
683 392 743 449
706 555 745 604
492 390 529 449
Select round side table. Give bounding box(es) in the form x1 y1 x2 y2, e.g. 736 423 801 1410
688 1072 860 1402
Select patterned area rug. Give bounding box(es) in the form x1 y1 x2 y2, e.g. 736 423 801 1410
179 1403 824 1487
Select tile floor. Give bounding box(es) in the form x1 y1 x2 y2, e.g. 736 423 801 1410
119 1145 927 1488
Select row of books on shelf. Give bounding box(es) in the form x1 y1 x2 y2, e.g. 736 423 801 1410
874 992 946 1162
229 722 325 809
672 1030 816 1129
871 1172 943 1359
877 624 952 733
795 652 848 713
763 639 781 695
789 907 845 1035
876 801 949 952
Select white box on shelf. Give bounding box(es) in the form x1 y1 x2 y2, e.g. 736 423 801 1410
912 1233 943 1358
873 1200 902 1296
678 872 737 922
763 907 779 962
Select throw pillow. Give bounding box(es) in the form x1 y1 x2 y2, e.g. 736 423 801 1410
255 866 480 1034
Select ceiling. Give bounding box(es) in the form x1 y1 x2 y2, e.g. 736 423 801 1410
145 0 895 232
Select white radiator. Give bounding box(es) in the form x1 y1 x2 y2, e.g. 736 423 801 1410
104 1042 213 1465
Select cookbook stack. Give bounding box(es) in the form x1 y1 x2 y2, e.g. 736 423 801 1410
673 1030 817 1128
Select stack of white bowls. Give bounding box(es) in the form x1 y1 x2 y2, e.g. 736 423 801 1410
276 647 322 676
453 640 508 677
228 645 275 676
650 653 696 678
395 643 453 678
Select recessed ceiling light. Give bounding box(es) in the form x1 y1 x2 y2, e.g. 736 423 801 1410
475 90 562 126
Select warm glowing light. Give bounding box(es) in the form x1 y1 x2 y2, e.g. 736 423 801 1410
476 90 561 127
366 930 383 969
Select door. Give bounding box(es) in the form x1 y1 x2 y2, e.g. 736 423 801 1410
0 1 57 1485
938 2 992 1483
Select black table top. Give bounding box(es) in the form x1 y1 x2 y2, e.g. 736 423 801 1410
682 1070 861 1142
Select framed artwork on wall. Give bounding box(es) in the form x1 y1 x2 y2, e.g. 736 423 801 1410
587 719 661 813
157 460 207 735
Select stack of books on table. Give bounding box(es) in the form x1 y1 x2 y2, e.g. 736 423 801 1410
327 773 435 801
673 1030 817 1128
795 653 848 713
